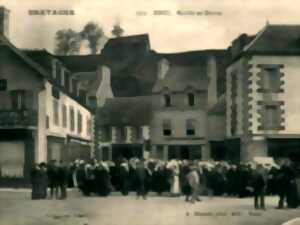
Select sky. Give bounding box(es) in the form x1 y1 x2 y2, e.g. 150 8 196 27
0 0 300 54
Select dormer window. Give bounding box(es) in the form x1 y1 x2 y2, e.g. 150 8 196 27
69 78 73 93
52 60 57 79
188 93 195 106
164 94 171 107
61 67 65 87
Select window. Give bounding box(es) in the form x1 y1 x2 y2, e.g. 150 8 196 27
258 65 282 93
262 68 280 92
263 105 281 130
87 117 91 136
188 93 195 106
79 89 87 104
186 119 196 136
61 68 65 86
164 94 171 107
52 87 60 99
135 126 142 141
231 72 238 135
69 78 73 93
62 104 67 128
53 99 59 126
70 107 75 131
88 96 97 108
120 126 127 141
56 62 61 84
11 90 25 109
101 126 111 142
163 119 172 136
46 116 49 129
64 71 70 90
266 105 279 127
0 79 7 91
72 79 78 96
258 101 284 130
77 111 82 134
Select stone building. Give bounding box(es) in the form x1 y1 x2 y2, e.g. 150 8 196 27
226 24 300 162
96 96 152 161
0 7 92 181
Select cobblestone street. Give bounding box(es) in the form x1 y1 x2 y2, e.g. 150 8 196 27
0 189 300 225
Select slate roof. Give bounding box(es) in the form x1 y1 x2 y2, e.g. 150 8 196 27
0 37 91 110
22 49 53 72
153 50 228 94
152 64 208 93
103 34 150 50
73 71 99 95
57 34 229 97
245 25 300 53
96 96 153 126
0 36 51 80
57 54 104 73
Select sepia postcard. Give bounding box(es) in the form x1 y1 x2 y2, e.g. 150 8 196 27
0 0 300 225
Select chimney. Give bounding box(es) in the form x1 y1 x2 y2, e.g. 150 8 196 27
96 65 113 107
0 6 9 38
157 58 169 80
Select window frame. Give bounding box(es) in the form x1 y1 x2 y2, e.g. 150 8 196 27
186 119 196 136
53 99 59 126
163 94 172 107
62 104 67 128
70 107 75 132
162 119 172 136
187 92 195 106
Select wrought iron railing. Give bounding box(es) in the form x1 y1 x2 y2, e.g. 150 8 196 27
0 109 38 127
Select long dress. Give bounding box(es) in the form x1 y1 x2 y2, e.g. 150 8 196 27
170 168 180 196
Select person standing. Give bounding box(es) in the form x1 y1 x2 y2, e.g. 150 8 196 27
187 164 200 204
170 164 181 197
180 161 191 201
119 160 130 196
47 160 59 199
135 160 149 199
276 162 292 209
57 161 68 199
30 163 41 200
39 162 48 199
251 164 267 210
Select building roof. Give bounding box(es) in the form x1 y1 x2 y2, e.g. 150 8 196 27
152 64 208 93
73 71 99 95
246 24 300 53
0 36 51 80
103 34 150 50
0 39 90 111
153 50 228 93
57 54 104 73
208 94 226 114
96 96 153 126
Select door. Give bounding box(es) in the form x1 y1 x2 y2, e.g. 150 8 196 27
0 141 25 177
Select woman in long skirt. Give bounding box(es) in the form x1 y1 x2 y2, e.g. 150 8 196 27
170 165 180 197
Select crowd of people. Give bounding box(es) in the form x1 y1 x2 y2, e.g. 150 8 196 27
30 157 300 210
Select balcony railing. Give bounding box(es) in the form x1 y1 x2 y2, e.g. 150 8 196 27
0 109 38 127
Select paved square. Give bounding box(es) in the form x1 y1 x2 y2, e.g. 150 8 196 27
0 190 299 225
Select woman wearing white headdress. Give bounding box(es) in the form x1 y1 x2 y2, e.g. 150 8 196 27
170 161 181 197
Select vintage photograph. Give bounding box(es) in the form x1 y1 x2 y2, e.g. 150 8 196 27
0 0 300 225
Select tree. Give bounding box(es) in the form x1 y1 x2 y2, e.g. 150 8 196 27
54 29 81 55
80 22 104 54
111 23 124 38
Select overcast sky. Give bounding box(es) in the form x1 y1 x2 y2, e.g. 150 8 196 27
0 0 299 54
